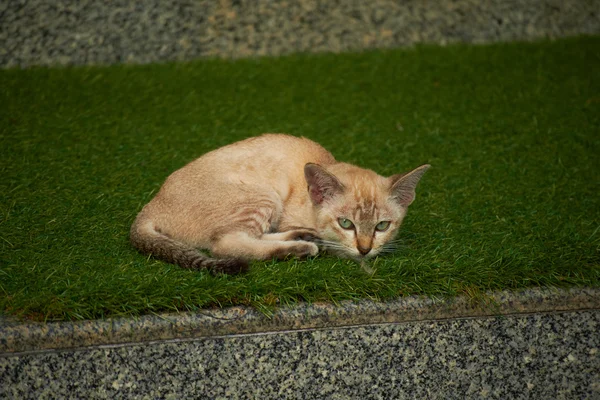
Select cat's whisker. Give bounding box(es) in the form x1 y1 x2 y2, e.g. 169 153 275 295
381 242 405 248
379 249 399 255
321 244 352 252
322 243 351 250
314 239 347 248
378 244 407 255
315 239 356 256
383 239 405 245
318 243 346 249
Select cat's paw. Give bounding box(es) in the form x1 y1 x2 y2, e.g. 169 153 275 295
293 242 319 258
272 241 319 259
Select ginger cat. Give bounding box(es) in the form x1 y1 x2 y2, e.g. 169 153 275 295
130 134 429 274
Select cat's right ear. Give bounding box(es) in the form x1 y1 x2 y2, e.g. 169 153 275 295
389 164 431 207
304 163 345 205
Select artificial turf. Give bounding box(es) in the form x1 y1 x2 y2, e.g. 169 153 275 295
1 36 599 321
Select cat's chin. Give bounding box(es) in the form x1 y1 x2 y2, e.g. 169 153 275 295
345 254 378 275
322 247 379 263
306 235 384 262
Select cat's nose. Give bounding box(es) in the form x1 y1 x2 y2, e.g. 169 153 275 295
357 245 372 256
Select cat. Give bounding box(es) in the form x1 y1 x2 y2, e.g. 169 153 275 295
130 134 429 274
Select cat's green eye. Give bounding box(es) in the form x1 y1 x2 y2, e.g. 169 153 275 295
338 218 354 230
375 221 391 232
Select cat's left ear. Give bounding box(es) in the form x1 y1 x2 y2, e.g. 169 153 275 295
389 164 431 207
304 163 345 205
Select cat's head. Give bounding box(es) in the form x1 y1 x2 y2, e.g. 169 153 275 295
305 162 430 261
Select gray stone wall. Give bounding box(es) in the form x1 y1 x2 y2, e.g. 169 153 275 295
1 0 599 66
2 0 600 68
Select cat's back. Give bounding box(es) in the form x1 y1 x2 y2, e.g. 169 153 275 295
208 133 334 164
187 133 335 176
165 134 336 193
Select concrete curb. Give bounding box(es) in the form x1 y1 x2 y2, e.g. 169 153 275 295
2 286 598 355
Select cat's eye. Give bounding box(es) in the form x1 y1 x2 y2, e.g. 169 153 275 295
375 221 391 232
338 218 355 230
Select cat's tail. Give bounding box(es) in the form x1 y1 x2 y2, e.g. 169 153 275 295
129 216 249 275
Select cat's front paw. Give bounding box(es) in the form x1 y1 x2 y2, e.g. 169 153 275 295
294 242 319 258
272 241 319 260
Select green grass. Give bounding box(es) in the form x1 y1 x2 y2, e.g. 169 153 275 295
1 36 599 321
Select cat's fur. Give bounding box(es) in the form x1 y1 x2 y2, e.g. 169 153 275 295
130 134 429 274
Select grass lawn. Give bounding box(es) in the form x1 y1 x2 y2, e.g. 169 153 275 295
1 36 599 321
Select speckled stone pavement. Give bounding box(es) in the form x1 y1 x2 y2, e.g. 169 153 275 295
1 288 599 398
2 0 599 68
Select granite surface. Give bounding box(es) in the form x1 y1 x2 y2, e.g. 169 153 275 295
1 310 599 399
2 0 599 68
2 287 599 354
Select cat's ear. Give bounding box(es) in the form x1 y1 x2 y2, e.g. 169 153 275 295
389 164 430 207
304 163 345 205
